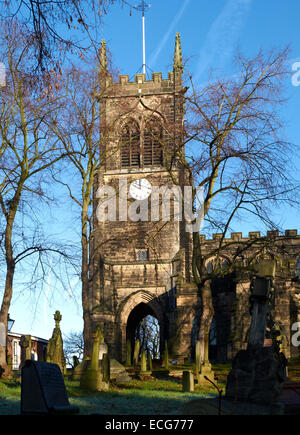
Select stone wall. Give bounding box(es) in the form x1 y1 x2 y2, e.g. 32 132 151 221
200 230 300 361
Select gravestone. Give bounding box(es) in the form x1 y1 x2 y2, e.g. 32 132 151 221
21 360 79 415
102 353 110 382
46 311 66 374
226 272 287 405
182 371 194 392
139 349 151 377
20 335 32 368
198 362 215 383
110 359 132 383
72 357 90 381
133 339 140 366
163 341 169 370
99 341 108 360
125 340 132 366
80 325 109 391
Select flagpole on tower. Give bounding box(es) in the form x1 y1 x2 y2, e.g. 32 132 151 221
142 0 146 74
124 0 151 75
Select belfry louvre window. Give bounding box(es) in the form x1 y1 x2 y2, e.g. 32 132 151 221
121 122 141 168
144 121 163 166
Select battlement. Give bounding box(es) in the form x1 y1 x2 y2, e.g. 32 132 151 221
101 71 179 97
117 72 174 85
199 229 299 242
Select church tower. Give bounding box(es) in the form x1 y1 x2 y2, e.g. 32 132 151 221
89 34 198 362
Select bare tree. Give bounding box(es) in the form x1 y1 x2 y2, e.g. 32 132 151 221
63 330 84 367
171 47 299 362
135 315 160 359
49 61 102 358
0 23 73 372
0 0 122 71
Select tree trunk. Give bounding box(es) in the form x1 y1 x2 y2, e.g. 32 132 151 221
0 223 16 370
81 198 93 358
198 280 214 364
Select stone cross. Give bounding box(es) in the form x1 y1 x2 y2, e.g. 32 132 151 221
54 311 62 329
46 311 66 373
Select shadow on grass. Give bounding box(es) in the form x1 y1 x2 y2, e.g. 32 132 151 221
67 389 217 415
62 379 219 415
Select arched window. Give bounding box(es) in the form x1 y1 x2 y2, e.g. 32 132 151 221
121 121 140 168
206 257 230 274
143 120 163 166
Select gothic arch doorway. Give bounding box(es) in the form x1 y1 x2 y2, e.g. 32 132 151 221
126 304 160 359
119 290 167 362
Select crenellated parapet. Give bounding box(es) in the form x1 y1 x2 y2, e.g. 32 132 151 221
98 33 184 98
99 71 182 99
200 229 299 242
199 229 300 283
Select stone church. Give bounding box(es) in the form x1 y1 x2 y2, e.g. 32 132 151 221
88 34 300 364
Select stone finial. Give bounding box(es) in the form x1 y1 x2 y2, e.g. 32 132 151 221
173 32 183 73
54 310 62 328
99 39 108 72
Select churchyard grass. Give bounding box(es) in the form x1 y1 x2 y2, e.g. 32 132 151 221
0 371 223 415
0 361 298 415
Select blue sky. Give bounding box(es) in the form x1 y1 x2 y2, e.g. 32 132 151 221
8 0 300 340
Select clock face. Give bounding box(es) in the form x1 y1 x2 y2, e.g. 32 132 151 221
129 178 152 200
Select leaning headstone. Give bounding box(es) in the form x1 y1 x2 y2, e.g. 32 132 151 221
182 371 194 392
133 339 140 366
46 311 66 374
110 359 132 383
21 360 79 415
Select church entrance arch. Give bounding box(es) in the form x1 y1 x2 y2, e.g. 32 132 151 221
119 290 166 362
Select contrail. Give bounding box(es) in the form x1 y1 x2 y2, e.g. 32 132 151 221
149 0 191 68
194 0 253 83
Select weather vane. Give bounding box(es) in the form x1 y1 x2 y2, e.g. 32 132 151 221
123 0 151 75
